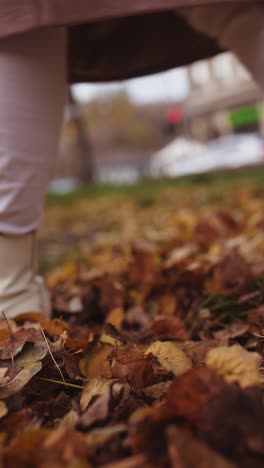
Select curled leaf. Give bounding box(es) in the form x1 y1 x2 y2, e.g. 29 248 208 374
206 344 262 388
0 362 42 399
80 377 114 411
145 341 191 375
0 328 42 360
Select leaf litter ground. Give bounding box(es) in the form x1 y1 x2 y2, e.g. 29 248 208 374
1 172 264 468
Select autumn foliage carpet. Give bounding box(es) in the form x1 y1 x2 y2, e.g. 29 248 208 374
1 173 264 468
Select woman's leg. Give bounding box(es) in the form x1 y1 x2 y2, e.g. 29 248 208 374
0 27 67 317
179 4 264 90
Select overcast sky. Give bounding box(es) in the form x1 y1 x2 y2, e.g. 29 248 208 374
72 67 189 104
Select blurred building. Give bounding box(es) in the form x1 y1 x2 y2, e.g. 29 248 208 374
54 53 264 184
183 53 264 140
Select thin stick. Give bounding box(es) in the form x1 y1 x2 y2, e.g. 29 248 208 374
40 327 68 388
2 311 14 369
37 376 83 390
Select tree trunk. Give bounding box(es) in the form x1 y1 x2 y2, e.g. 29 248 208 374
68 88 94 183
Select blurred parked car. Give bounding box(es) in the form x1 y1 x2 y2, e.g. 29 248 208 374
150 133 264 177
150 137 206 176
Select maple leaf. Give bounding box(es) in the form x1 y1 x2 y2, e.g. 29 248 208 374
110 345 155 390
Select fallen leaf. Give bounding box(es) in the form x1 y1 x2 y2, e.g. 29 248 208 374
145 341 191 375
79 342 112 379
80 377 115 411
0 328 42 360
0 401 8 419
143 381 172 400
14 342 48 369
151 316 189 341
78 382 123 429
0 368 9 385
106 308 125 330
0 362 42 399
166 425 236 468
206 344 262 388
110 346 155 390
100 454 152 468
85 424 128 465
130 240 157 283
205 250 251 294
41 318 68 337
14 312 45 324
213 322 249 341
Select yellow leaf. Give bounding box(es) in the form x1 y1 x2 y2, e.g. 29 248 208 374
80 377 114 411
46 262 78 288
206 344 262 388
145 341 191 375
99 334 122 346
79 343 112 379
106 308 124 330
0 401 8 419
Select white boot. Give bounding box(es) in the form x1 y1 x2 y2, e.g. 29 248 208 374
179 4 264 91
0 233 51 318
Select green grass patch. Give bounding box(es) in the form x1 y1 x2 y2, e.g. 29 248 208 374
46 165 264 207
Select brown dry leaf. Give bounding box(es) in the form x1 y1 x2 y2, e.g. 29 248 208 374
159 367 226 425
0 401 8 419
79 342 112 379
143 381 172 400
43 428 91 466
181 340 226 365
0 325 16 343
213 322 249 341
0 327 42 360
205 250 251 294
151 316 189 341
85 424 127 450
3 429 50 467
155 293 179 316
46 262 78 288
0 362 42 399
14 341 48 369
164 244 196 268
80 377 115 411
206 344 262 388
58 409 79 429
145 341 191 375
0 368 9 385
130 240 157 283
4 428 91 468
125 306 151 328
110 346 155 390
79 382 123 429
41 318 68 337
106 307 125 330
100 455 152 468
166 425 236 468
14 312 44 324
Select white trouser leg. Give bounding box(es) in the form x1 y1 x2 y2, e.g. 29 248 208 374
0 27 67 317
0 27 67 234
179 4 264 91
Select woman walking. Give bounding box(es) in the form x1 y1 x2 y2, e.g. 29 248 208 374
0 1 262 317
